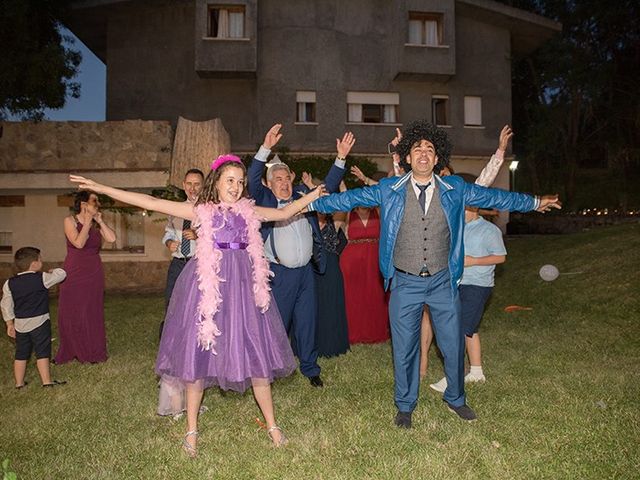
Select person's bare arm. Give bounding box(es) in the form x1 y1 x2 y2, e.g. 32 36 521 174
464 254 506 267
64 216 92 249
93 212 117 243
254 186 326 221
350 165 377 186
69 175 195 220
536 195 562 212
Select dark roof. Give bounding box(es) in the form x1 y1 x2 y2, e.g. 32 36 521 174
457 0 561 54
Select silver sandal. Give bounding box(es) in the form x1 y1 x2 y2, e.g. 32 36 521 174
182 430 199 458
267 425 288 447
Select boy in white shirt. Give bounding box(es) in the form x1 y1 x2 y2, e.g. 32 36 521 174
1 247 67 388
430 207 506 391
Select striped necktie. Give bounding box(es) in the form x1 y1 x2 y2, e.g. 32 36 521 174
180 219 192 257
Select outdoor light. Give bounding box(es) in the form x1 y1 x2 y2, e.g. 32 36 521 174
509 160 519 190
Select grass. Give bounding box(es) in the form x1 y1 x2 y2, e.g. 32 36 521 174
1 223 639 479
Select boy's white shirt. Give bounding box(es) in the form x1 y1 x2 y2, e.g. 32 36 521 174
1 268 66 333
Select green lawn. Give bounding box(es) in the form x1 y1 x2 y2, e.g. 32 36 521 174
1 223 639 479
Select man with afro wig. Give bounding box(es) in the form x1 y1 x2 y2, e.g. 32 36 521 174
306 119 561 426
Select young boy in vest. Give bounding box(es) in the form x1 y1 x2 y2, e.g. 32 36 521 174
430 207 506 392
1 247 67 388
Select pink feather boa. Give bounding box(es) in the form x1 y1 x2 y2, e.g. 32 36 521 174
194 198 273 352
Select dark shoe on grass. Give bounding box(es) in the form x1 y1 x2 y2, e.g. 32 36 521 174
394 411 412 429
446 402 477 421
309 375 324 388
15 381 28 389
43 380 67 388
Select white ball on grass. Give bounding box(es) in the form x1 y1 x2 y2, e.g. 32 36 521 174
539 264 560 281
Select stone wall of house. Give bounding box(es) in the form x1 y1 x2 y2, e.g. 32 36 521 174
102 261 167 293
0 120 173 171
0 261 167 297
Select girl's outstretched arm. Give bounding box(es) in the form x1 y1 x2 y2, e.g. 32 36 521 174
69 175 194 220
254 185 327 222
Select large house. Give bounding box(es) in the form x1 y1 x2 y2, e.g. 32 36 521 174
68 0 559 158
0 0 559 290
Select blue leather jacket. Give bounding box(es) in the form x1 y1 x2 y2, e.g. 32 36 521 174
308 173 538 290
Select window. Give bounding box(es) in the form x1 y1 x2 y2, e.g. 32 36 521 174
0 231 11 253
296 91 316 123
464 96 483 126
208 5 245 39
101 210 146 254
432 95 449 126
347 92 399 124
0 199 18 253
408 12 443 46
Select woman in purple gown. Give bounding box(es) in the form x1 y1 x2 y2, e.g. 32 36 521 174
55 191 116 364
69 147 325 456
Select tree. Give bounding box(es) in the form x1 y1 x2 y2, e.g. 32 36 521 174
499 0 640 209
0 0 81 120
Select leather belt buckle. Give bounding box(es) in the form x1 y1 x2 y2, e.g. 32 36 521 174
395 267 431 278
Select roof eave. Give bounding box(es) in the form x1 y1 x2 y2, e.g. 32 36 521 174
457 0 562 55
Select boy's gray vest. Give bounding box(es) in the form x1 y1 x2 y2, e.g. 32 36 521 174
393 183 450 276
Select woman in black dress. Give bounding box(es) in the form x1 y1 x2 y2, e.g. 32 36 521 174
314 212 350 357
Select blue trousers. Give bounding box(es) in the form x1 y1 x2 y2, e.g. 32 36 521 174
389 269 465 412
270 262 321 378
165 257 190 308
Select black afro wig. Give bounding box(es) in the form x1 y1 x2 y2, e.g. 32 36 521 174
396 120 453 174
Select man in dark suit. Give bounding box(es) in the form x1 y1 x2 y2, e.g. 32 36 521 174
248 124 354 387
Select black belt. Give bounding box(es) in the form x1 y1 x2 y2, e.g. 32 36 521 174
395 267 432 278
173 257 192 263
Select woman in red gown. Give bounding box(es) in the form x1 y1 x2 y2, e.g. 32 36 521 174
339 207 389 343
55 191 116 364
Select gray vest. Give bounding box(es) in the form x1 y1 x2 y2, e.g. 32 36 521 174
393 182 450 276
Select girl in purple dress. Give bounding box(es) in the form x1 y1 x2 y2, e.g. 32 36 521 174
69 156 325 456
55 191 116 364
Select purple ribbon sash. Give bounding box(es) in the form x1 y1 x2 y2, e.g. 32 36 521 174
215 242 248 250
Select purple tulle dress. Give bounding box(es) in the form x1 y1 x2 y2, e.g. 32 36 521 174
155 208 295 414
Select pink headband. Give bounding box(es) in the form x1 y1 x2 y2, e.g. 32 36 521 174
211 154 242 171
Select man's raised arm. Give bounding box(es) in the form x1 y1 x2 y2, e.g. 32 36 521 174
322 132 356 193
248 124 283 203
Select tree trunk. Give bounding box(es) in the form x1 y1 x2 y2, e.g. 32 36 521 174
170 117 231 187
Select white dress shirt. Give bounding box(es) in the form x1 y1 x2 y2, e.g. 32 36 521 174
265 201 314 268
410 174 435 213
162 200 195 259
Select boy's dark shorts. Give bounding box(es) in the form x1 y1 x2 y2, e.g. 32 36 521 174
459 285 493 337
15 319 52 360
